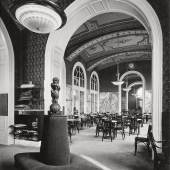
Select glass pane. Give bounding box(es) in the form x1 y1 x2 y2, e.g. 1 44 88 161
95 94 98 112
80 91 84 113
91 93 94 113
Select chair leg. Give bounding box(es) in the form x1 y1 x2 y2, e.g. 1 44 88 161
135 138 137 155
115 129 117 138
122 132 125 140
110 131 112 142
147 141 150 155
77 125 79 133
102 132 104 142
129 126 132 135
112 129 115 139
70 134 72 143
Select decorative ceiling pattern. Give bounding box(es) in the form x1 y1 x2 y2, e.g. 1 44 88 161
67 30 151 61
66 28 151 71
73 12 132 36
65 12 152 71
87 51 151 71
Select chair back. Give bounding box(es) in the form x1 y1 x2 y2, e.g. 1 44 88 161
148 130 159 161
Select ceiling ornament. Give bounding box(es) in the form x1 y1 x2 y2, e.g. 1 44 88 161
85 21 99 31
128 63 135 70
67 30 150 61
9 0 74 34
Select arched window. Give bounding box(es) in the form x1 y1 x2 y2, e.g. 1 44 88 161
74 66 85 87
72 62 87 114
90 71 99 113
91 74 98 91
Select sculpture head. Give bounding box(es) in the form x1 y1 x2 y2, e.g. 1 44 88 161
53 77 59 84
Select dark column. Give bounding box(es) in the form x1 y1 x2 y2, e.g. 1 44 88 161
40 77 70 165
40 115 70 165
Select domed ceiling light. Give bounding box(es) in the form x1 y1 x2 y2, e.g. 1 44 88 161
10 0 73 34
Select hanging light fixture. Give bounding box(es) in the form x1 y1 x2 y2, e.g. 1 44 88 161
10 0 71 34
112 62 124 86
111 32 124 86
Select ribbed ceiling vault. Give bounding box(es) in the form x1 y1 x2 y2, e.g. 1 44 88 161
65 12 152 71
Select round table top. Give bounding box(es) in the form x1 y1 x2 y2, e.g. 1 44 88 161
67 118 80 122
13 124 27 128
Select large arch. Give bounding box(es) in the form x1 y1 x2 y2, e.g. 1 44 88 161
120 70 146 115
44 0 163 141
0 18 14 144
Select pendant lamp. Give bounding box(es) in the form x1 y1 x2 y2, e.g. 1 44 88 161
10 0 70 34
112 63 124 86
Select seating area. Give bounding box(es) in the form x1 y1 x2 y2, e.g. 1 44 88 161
0 111 169 170
10 108 169 170
0 124 154 170
66 112 151 144
64 111 169 170
93 112 145 141
65 112 152 146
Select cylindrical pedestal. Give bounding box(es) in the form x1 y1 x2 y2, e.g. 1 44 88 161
40 115 70 165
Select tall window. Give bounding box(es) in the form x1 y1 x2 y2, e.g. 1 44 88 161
90 72 99 113
74 66 85 87
91 74 98 91
72 62 86 114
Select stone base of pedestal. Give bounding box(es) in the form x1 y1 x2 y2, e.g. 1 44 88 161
163 159 170 170
40 115 70 166
14 152 102 170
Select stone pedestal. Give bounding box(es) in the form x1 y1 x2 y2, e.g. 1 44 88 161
40 115 70 165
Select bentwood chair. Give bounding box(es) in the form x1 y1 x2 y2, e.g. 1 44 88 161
149 131 169 170
134 124 152 155
95 118 103 136
102 119 113 142
113 116 125 140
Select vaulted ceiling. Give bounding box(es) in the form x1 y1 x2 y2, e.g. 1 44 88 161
1 0 152 73
65 12 152 71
